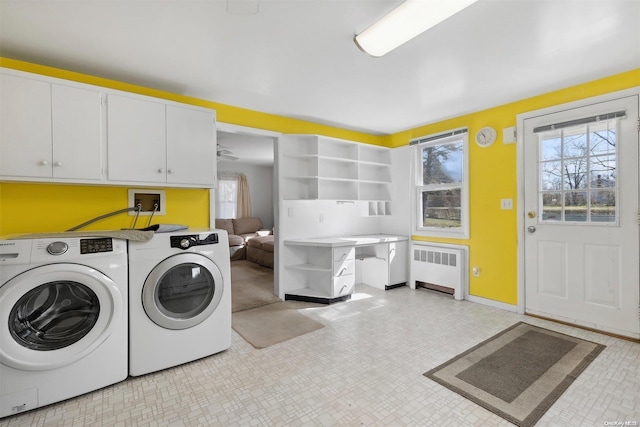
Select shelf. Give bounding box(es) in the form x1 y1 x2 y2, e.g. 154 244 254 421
359 178 391 184
368 201 392 216
317 155 358 163
358 144 392 165
286 263 331 272
279 134 392 202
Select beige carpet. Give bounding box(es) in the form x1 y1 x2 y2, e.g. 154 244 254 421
232 301 325 349
230 260 324 348
424 322 605 427
231 260 280 313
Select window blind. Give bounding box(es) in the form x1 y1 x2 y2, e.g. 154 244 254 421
533 110 626 133
410 128 468 146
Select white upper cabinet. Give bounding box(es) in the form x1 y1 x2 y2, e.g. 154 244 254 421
166 104 216 186
51 84 103 180
0 73 103 181
106 93 167 183
1 67 216 188
107 94 216 187
0 73 53 178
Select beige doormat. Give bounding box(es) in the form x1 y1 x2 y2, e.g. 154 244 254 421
231 260 280 313
232 302 324 349
424 322 605 427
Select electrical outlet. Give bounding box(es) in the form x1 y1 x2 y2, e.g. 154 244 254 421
501 199 513 210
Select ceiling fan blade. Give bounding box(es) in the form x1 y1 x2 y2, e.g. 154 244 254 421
219 154 239 161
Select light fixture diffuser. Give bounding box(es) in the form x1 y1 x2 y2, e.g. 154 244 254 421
354 0 479 57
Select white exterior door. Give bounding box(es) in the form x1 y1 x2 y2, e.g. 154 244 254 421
523 94 639 339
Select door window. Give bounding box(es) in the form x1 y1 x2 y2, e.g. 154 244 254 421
538 119 618 224
9 281 100 351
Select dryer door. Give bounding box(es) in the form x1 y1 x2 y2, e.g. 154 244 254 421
142 253 224 330
0 264 123 371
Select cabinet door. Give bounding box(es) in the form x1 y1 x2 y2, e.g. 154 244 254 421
51 84 103 180
388 241 408 285
166 105 216 186
107 94 166 183
0 74 52 177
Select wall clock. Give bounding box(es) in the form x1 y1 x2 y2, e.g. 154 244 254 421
475 126 497 147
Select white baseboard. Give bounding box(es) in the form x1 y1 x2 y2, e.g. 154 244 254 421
466 294 519 313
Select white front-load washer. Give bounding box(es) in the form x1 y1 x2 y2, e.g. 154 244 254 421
0 237 128 419
127 230 230 376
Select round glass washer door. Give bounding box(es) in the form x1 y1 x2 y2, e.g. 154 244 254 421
0 264 123 371
142 253 224 330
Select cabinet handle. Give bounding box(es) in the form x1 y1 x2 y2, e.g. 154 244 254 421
158 168 165 174
39 160 49 166
54 162 63 167
167 169 174 174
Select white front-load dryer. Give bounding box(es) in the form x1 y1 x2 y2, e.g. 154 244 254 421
0 237 128 419
128 230 231 376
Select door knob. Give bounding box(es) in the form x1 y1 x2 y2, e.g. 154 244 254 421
527 226 536 233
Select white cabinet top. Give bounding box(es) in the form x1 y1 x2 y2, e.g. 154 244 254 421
284 234 408 248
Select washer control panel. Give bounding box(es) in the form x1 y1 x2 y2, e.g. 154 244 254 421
79 238 113 254
170 233 219 250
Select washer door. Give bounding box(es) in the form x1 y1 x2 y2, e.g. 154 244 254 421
142 253 224 330
0 264 123 371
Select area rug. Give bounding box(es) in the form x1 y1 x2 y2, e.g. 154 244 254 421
231 260 280 313
232 301 324 349
424 322 605 427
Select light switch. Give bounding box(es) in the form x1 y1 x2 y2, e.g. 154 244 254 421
503 126 516 144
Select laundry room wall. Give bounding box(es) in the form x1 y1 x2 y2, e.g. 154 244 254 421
384 68 640 306
0 58 382 237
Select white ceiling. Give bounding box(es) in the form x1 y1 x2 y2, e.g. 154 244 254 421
217 131 274 165
1 0 639 138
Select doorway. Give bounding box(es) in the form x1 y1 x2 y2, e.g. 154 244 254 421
215 123 281 306
518 91 639 339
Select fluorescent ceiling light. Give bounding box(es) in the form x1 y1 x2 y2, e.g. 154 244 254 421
354 0 479 57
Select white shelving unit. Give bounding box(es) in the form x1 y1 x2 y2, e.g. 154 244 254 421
282 243 355 304
279 135 393 214
283 235 408 303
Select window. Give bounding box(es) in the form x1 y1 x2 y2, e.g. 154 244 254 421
537 119 618 224
216 176 238 219
413 129 468 238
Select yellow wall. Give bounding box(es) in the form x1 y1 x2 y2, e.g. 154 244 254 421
390 68 639 305
1 57 638 306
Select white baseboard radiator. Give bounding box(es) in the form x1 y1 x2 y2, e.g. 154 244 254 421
410 242 468 301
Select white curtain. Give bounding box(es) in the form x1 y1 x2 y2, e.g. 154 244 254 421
216 175 238 218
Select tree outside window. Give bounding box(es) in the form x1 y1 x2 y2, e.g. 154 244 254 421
414 131 468 238
539 120 617 223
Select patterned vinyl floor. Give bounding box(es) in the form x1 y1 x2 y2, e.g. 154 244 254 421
2 284 639 426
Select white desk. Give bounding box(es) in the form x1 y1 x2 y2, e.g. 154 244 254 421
283 234 409 303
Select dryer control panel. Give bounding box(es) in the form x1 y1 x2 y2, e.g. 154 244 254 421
170 233 218 250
